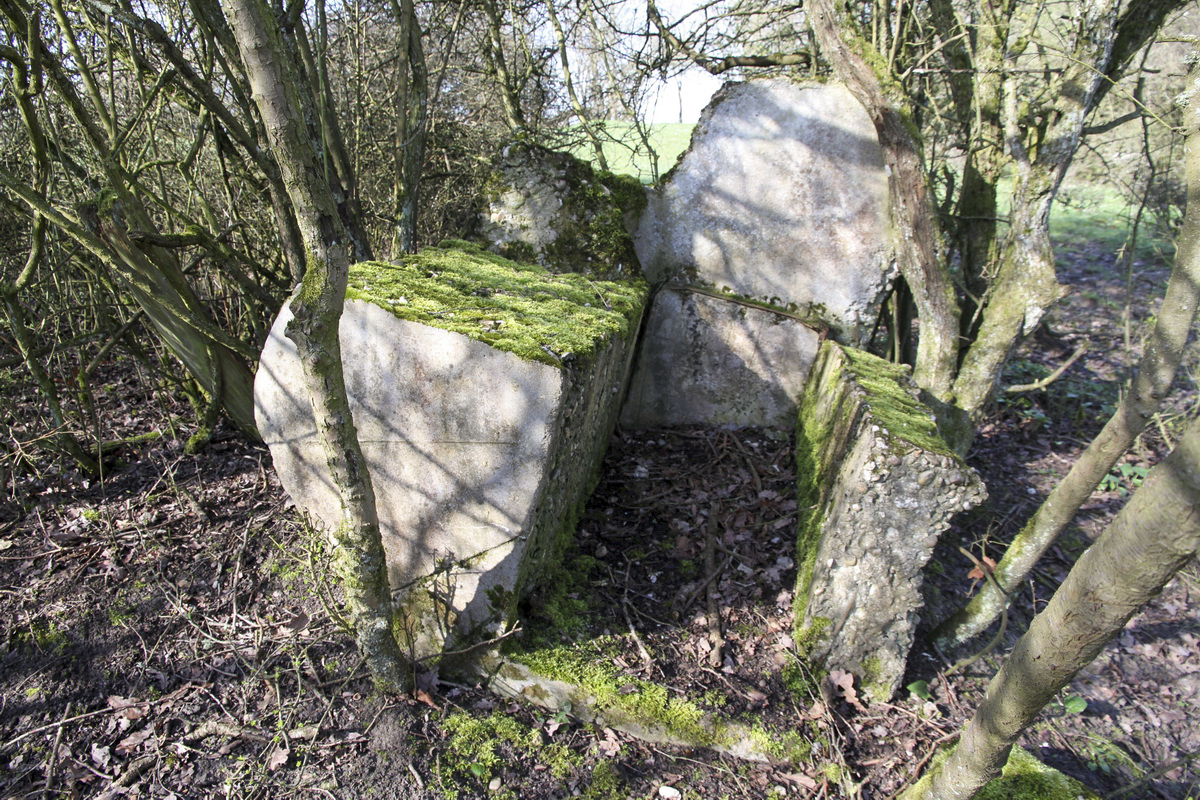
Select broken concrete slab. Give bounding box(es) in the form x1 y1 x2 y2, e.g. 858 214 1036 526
793 342 985 701
620 286 821 429
478 143 646 281
635 80 894 344
255 243 646 662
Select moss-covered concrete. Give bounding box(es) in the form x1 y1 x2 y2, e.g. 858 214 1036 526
792 342 985 700
478 144 646 281
473 638 811 764
346 240 645 367
257 240 648 666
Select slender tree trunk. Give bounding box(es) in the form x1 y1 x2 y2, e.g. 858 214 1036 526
481 0 526 132
904 414 1200 799
293 1 375 262
808 0 961 402
222 0 408 692
547 0 608 171
389 0 429 255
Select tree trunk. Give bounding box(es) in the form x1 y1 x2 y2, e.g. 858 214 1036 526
389 0 429 255
905 59 1200 800
935 95 1200 645
547 0 608 171
221 0 408 692
808 0 961 403
481 0 526 132
293 0 375 262
904 413 1200 799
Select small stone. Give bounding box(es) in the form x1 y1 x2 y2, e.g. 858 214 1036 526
917 470 935 487
488 777 502 792
659 786 682 799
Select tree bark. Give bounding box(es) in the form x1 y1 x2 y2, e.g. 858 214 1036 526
221 0 408 692
547 0 607 171
808 0 961 403
389 0 429 255
904 414 1200 799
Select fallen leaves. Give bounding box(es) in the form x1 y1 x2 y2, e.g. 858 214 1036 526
597 727 621 757
829 669 867 712
966 555 997 583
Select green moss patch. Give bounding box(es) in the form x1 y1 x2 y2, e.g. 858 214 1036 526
346 242 645 368
837 346 950 456
906 745 1101 799
513 637 716 745
436 711 583 799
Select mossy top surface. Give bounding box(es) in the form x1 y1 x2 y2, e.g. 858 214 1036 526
836 345 953 457
346 242 645 367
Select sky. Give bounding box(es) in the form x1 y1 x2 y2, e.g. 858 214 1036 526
644 68 725 124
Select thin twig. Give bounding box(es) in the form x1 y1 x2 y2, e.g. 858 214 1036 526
4 701 151 749
42 702 72 800
414 624 522 663
1005 341 1090 393
945 547 1009 676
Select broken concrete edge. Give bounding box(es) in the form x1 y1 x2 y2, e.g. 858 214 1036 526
636 78 896 345
620 286 823 429
345 240 647 368
457 645 813 765
902 743 1102 800
792 342 985 700
479 142 648 281
489 323 646 643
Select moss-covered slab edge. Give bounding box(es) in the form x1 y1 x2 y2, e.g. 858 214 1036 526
345 241 647 368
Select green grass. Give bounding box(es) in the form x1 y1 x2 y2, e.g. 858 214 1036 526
566 122 695 184
1051 181 1176 267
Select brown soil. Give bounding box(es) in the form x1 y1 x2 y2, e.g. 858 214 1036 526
1 244 1197 799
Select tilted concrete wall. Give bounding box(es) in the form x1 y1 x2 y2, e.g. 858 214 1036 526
635 80 893 343
623 80 894 428
255 246 646 662
621 287 820 429
793 342 985 701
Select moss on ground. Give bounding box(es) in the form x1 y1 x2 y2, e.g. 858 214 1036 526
905 746 1102 800
512 637 717 746
346 241 645 368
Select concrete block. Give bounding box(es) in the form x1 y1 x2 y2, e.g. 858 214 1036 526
621 287 821 429
478 143 645 281
793 342 985 700
635 80 894 343
255 244 646 661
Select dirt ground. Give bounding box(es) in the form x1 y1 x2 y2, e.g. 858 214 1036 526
1 242 1198 799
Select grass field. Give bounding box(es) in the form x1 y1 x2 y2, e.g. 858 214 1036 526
567 121 695 183
1050 180 1179 268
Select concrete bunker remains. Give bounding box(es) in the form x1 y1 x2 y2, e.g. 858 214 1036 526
254 83 992 768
